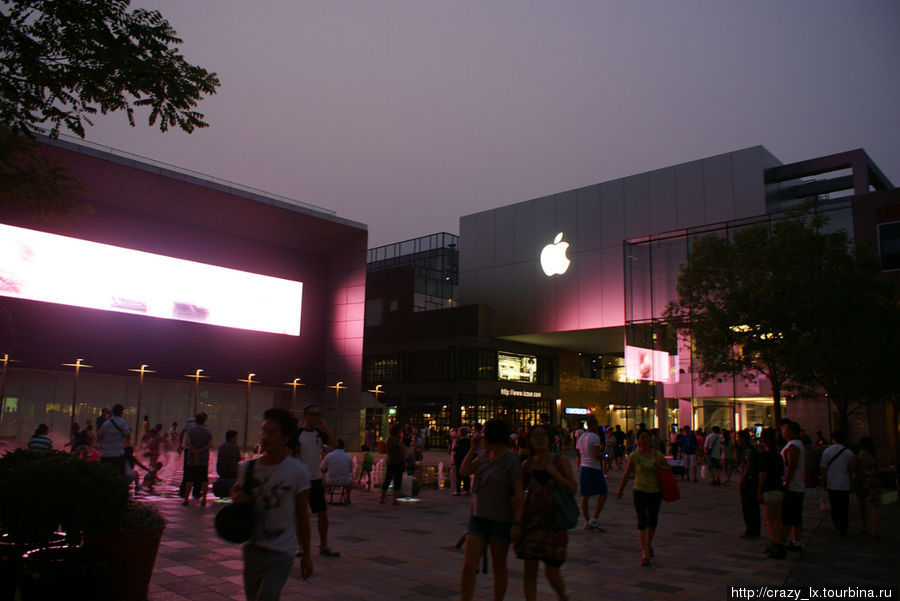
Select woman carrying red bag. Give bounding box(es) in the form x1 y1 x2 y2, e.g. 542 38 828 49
616 429 672 566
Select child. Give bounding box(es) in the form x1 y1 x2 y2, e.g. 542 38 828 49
142 461 164 493
123 446 151 495
359 445 374 492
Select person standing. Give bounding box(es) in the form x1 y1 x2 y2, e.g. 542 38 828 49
379 423 407 505
575 417 608 531
459 418 523 601
819 431 853 535
234 408 312 600
183 412 212 507
295 404 340 557
757 428 786 559
703 426 724 485
98 403 131 474
780 419 806 552
736 429 761 538
515 425 576 601
679 426 698 482
453 427 472 495
615 429 671 566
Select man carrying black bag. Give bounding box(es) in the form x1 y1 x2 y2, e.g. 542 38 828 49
232 408 313 600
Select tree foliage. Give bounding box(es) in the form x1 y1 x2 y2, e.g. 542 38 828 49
0 0 220 216
664 209 898 430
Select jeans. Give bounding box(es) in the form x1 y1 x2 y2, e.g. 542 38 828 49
243 544 293 601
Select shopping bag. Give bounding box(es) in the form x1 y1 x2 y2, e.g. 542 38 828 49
658 470 681 502
401 473 419 497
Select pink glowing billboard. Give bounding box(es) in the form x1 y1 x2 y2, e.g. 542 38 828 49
625 345 679 384
0 223 303 336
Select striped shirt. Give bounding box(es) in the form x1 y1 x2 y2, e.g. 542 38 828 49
28 434 52 450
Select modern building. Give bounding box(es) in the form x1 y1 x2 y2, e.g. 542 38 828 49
0 136 367 447
459 145 896 444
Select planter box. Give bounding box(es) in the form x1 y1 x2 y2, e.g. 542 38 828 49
83 525 165 601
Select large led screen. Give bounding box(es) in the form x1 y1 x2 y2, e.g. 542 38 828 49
0 223 302 336
625 345 679 384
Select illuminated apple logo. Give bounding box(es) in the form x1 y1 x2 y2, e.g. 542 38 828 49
540 232 571 276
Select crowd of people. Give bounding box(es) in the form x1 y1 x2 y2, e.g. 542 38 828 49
21 408 887 601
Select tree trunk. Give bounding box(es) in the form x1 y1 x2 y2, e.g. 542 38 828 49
771 380 783 426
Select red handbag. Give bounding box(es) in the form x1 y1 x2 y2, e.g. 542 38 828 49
658 469 680 502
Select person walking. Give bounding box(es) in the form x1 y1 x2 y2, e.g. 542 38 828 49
575 417 608 531
703 425 724 485
98 403 131 474
515 425 576 601
234 408 312 600
379 423 407 505
680 426 698 482
616 429 671 566
819 431 854 535
183 412 212 507
459 418 523 601
294 404 340 557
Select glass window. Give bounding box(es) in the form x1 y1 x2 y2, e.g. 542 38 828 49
878 221 900 271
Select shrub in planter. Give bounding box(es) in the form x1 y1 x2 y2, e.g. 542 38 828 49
0 449 129 545
0 450 129 601
83 500 167 601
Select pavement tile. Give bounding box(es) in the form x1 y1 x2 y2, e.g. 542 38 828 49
130 449 898 600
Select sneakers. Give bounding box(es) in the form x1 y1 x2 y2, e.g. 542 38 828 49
585 519 607 531
319 545 341 557
786 541 803 552
640 556 650 566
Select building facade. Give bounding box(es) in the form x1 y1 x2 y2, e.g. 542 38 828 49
0 136 367 447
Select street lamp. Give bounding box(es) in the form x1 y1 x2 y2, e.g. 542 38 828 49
62 359 93 427
328 381 347 434
283 377 305 407
127 364 155 440
238 373 258 451
183 369 209 416
368 384 384 433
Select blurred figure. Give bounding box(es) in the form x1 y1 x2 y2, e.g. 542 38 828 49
28 423 52 450
853 436 881 537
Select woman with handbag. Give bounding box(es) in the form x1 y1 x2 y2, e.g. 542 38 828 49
515 425 576 601
616 429 671 566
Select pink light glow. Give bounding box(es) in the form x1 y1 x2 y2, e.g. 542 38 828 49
0 223 302 336
625 345 679 384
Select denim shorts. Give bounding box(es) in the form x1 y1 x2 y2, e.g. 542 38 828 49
467 515 512 544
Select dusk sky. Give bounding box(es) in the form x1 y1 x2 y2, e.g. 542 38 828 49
82 1 900 249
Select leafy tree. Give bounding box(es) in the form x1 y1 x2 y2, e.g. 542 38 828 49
664 209 898 429
0 0 220 216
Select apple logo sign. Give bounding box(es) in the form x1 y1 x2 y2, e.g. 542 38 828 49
540 232 571 276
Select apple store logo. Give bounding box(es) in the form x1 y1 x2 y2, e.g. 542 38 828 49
540 232 571 276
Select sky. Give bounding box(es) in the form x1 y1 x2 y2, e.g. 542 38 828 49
81 1 900 249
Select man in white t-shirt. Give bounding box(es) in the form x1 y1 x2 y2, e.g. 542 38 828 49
295 404 339 557
819 430 854 535
235 408 312 599
575 417 608 531
780 419 807 551
98 403 131 474
321 438 354 503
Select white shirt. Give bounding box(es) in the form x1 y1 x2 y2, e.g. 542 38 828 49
781 439 806 492
577 430 603 471
98 416 130 457
241 455 310 556
704 432 723 459
296 428 326 480
820 444 854 491
321 448 353 486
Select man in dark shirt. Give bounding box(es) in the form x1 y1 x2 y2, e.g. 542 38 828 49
183 412 212 507
213 429 241 497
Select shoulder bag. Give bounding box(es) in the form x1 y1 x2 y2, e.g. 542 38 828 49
215 459 257 543
658 454 681 502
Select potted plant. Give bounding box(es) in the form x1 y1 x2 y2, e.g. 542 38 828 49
83 500 167 601
0 449 130 601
